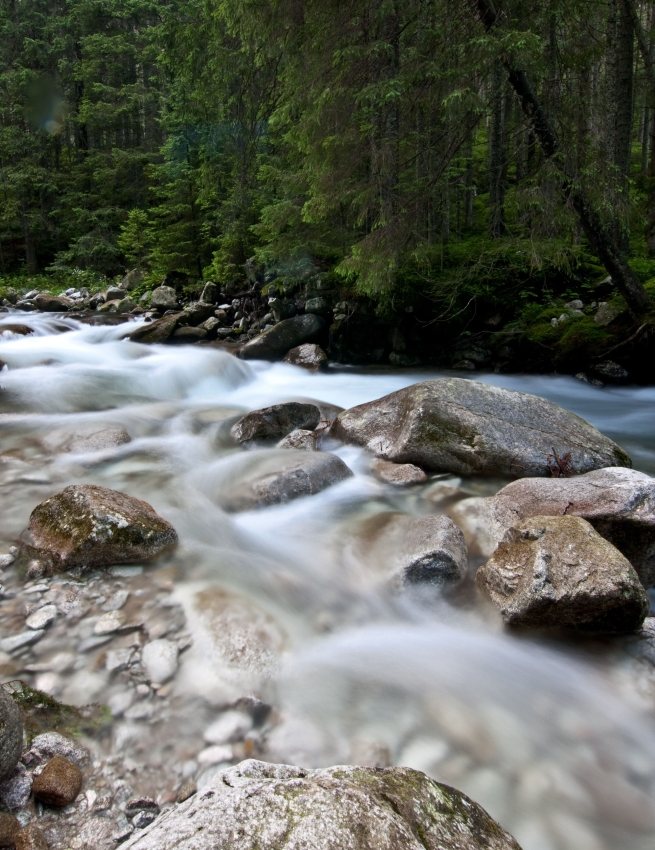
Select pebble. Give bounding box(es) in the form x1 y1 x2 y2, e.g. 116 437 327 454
27 733 89 767
33 755 83 807
103 590 130 612
203 710 252 745
0 630 45 653
107 690 135 717
0 811 19 846
105 648 134 673
0 553 16 568
14 823 48 850
78 634 112 652
124 702 155 721
94 612 126 635
197 744 234 765
0 764 33 809
25 604 57 630
141 639 179 683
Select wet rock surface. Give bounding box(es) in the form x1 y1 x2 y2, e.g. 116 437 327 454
331 378 631 477
120 759 523 850
451 467 655 587
283 343 328 371
239 314 325 360
218 450 353 511
476 516 650 633
19 485 178 574
230 403 321 444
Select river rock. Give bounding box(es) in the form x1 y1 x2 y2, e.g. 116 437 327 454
32 754 83 806
277 429 318 450
120 269 144 291
351 513 467 587
141 639 179 683
43 424 131 454
128 313 182 343
239 314 325 360
120 759 522 850
19 485 177 574
283 343 328 371
331 378 630 477
0 690 23 780
14 823 48 850
34 293 73 312
476 516 649 633
451 467 655 586
150 286 179 311
230 403 321 444
0 812 19 846
219 450 352 511
371 459 428 487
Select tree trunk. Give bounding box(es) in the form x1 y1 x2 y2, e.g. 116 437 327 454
470 0 650 317
489 60 507 236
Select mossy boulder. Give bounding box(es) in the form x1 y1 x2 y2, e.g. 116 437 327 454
331 378 630 477
120 759 522 850
18 485 177 574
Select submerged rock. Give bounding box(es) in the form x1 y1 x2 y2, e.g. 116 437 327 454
331 378 630 477
120 759 522 850
19 485 177 574
450 467 655 587
476 516 649 633
239 314 325 360
231 403 321 444
349 513 467 587
0 690 23 780
219 450 352 511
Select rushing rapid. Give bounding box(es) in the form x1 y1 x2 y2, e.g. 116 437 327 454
1 312 654 850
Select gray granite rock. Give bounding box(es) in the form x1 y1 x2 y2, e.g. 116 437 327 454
240 314 325 360
331 378 630 477
476 515 649 633
120 759 522 850
0 691 22 780
231 403 320 444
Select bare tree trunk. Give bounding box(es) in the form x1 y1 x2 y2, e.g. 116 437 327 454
489 60 507 236
470 0 651 317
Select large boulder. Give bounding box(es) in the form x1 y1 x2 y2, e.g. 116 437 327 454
231 403 321 444
18 485 177 574
240 314 325 360
0 691 22 780
33 293 73 312
120 759 522 850
331 378 630 477
349 513 468 587
476 515 649 633
218 450 352 511
451 467 655 586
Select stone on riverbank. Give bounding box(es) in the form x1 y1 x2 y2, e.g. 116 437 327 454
120 759 522 850
450 467 655 587
0 690 23 780
219 450 352 511
331 378 630 477
32 754 83 807
127 313 182 343
371 458 428 487
231 402 321 444
19 485 177 574
239 314 325 360
476 515 649 633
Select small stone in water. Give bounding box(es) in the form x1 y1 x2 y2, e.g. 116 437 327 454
0 630 45 653
0 553 16 568
26 604 57 630
103 589 130 611
203 710 253 745
106 648 134 672
94 611 126 635
14 823 48 850
197 744 233 766
0 812 19 845
141 639 179 683
125 797 160 820
28 732 89 767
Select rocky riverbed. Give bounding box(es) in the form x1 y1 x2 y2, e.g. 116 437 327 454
0 310 654 850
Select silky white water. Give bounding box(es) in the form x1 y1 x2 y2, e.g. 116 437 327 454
0 312 653 850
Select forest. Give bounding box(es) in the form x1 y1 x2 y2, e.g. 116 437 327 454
1 0 655 368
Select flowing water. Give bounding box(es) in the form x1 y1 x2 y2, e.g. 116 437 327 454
0 312 654 850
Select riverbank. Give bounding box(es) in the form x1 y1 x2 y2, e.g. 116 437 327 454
1 271 654 384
